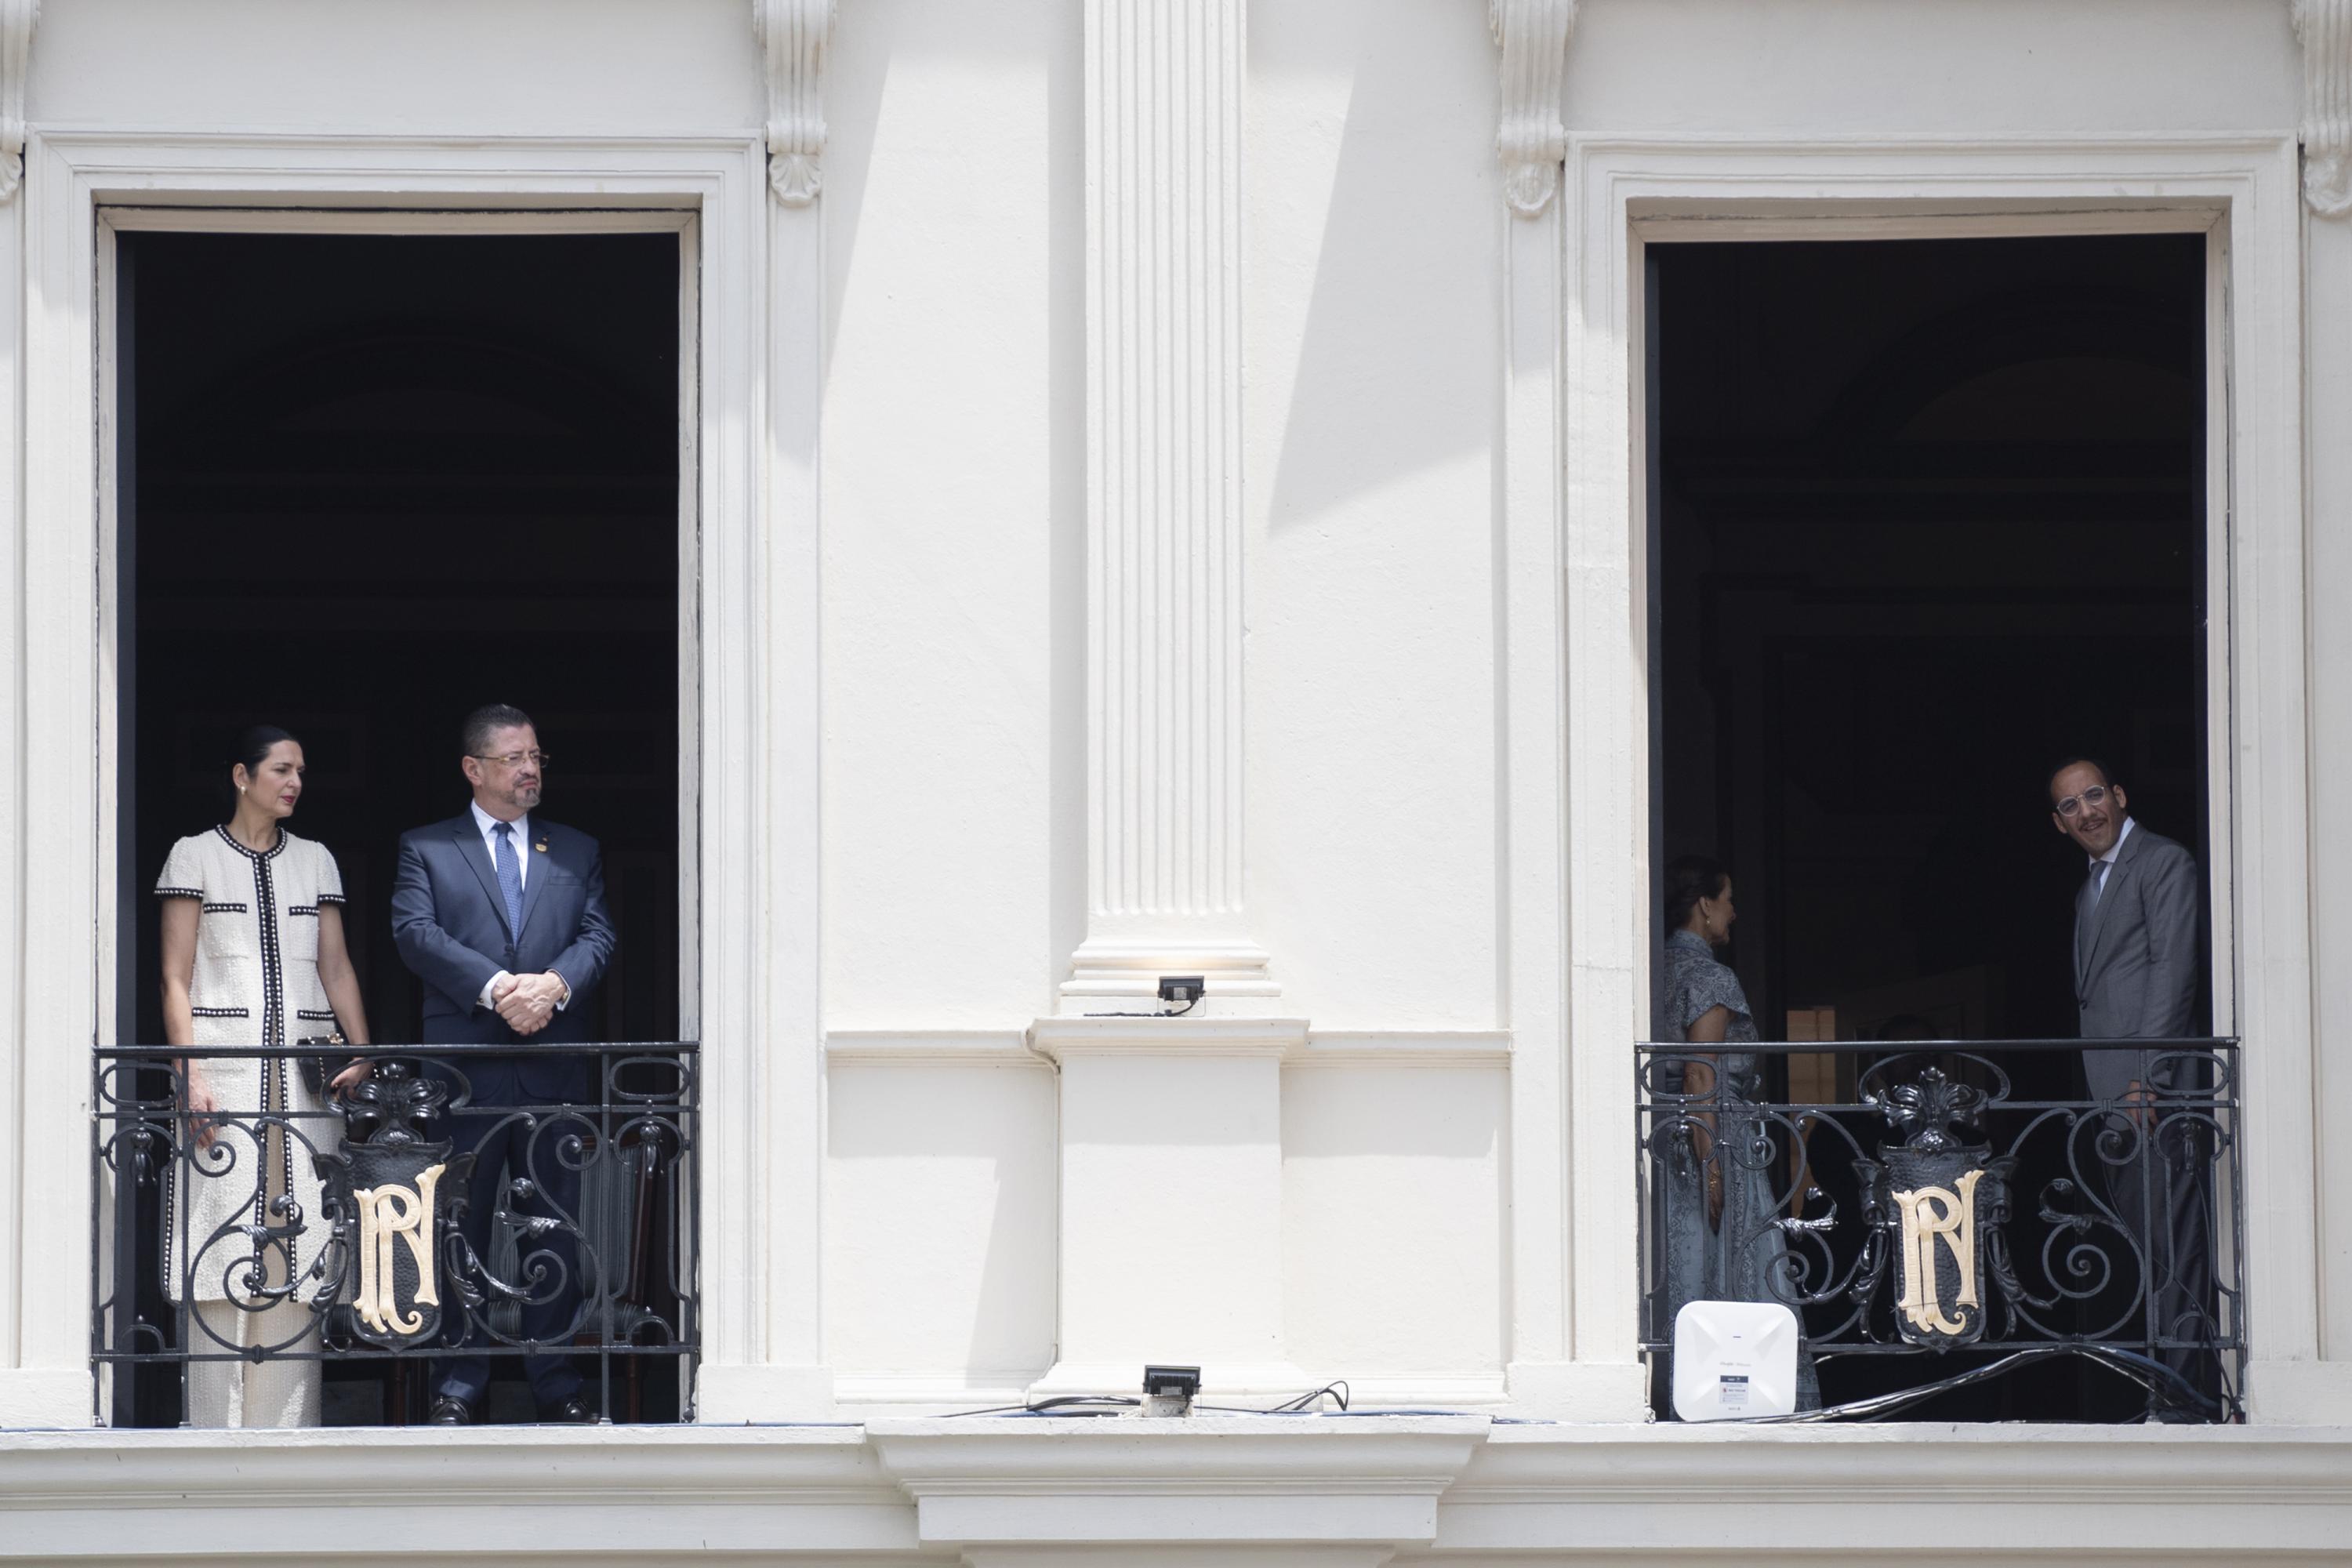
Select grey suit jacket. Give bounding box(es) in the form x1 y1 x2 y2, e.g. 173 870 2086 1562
2074 821 2200 1103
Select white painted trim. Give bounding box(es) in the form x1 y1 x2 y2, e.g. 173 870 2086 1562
0 130 17 1398
1530 134 2313 1417
1440 1425 2352 1556
873 1416 1486 1548
7 1421 2352 1558
97 206 697 233
1029 1016 1312 1062
829 1371 1043 1407
1289 1032 1514 1067
824 1028 1511 1067
1495 176 1577 1410
756 133 831 1412
0 129 825 1425
826 1030 1043 1064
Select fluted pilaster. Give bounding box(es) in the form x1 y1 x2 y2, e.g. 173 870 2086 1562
1066 0 1272 1000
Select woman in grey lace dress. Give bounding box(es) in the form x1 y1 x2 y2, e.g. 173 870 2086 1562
1657 855 1818 1410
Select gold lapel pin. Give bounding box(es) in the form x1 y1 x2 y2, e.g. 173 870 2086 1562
535 839 550 854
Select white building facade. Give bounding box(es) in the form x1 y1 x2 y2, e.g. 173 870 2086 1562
5 0 2352 1559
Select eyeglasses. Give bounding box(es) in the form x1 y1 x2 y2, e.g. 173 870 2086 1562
2054 782 2111 818
472 750 551 770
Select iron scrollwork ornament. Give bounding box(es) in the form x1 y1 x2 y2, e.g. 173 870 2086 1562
311 1064 474 1348
1856 1068 2016 1348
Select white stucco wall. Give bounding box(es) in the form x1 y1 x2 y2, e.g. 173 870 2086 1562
5 12 2352 1552
820 0 1080 1033
1566 0 2297 135
1248 0 1504 1032
28 0 764 133
803 0 2318 1406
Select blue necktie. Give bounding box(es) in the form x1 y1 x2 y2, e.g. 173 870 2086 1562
492 821 525 942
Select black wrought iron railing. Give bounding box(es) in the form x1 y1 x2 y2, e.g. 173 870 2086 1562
93 1041 697 1427
1636 1038 2242 1423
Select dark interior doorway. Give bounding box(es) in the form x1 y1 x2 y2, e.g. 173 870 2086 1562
119 228 684 1050
114 226 685 1424
1653 233 2209 1046
1648 232 2212 1419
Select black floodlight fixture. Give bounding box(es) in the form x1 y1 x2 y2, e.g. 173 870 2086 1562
1142 1363 1201 1417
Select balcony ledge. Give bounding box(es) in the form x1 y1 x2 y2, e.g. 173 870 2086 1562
2 1418 2352 1559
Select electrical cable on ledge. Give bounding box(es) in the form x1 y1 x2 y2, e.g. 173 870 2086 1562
1082 998 1200 1019
946 1381 1356 1420
1736 1343 2240 1425
942 1395 1141 1418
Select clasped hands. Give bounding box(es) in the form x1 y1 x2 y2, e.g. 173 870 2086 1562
492 971 567 1036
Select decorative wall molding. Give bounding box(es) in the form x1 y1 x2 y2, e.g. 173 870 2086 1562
824 1029 1041 1064
14 1423 2352 1559
753 0 836 205
1490 0 1574 217
822 1027 1509 1066
2299 1 2352 215
1068 0 1272 1001
0 1 37 201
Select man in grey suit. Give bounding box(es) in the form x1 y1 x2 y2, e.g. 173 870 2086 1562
2049 756 2214 1414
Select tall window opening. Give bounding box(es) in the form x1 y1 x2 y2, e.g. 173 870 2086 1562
112 229 686 1425
1646 233 2218 1421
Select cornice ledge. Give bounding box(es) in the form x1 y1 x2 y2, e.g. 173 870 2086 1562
871 1417 1488 1538
826 1029 1040 1063
1028 1015 1313 1062
1489 0 1574 216
0 1425 888 1508
869 1414 1486 1479
0 0 36 202
1452 1423 2352 1505
2298 0 2352 215
753 0 836 205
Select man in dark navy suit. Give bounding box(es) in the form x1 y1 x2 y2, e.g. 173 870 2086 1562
393 703 616 1425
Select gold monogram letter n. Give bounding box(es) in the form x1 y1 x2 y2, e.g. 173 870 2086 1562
353 1163 446 1337
1892 1167 1984 1338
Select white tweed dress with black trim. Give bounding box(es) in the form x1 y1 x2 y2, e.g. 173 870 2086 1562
154 826 347 1306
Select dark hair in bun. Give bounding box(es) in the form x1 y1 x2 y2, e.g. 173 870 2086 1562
229 725 300 802
1664 855 1728 934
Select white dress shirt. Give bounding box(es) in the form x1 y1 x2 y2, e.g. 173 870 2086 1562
2088 815 2137 901
470 800 532 892
467 800 568 1012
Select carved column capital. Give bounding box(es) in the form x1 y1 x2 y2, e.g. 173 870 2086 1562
2298 0 2352 216
0 0 36 203
754 0 837 205
1490 0 1574 217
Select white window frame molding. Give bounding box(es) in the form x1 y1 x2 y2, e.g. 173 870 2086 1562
0 130 829 1425
1501 132 2318 1421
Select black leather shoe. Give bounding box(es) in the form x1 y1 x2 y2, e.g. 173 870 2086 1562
427 1394 475 1426
539 1397 601 1425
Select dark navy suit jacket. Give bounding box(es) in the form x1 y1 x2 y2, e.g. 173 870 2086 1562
390 811 617 1096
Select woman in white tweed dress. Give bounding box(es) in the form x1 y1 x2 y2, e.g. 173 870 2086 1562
155 725 373 1427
